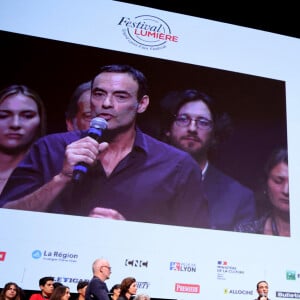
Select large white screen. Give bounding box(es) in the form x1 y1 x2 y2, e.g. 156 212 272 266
0 1 299 300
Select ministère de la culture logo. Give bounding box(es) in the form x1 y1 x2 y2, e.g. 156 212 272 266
118 15 179 50
217 260 245 280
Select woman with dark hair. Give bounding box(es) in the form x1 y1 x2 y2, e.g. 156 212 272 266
0 282 22 300
118 277 137 300
0 84 46 194
235 147 289 236
109 284 121 300
49 286 70 300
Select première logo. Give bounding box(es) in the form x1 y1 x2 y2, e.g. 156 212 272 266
0 251 6 261
118 15 178 50
175 283 200 294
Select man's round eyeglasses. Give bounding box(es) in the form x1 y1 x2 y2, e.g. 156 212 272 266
174 114 213 130
101 266 112 270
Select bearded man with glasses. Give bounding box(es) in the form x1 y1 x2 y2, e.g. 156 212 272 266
159 89 256 231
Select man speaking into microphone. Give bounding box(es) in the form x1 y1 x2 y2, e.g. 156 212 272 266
71 116 108 182
0 64 209 229
254 281 270 300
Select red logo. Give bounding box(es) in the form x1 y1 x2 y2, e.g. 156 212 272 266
175 283 200 294
0 252 6 261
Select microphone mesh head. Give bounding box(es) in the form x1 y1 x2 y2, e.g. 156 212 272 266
90 117 108 130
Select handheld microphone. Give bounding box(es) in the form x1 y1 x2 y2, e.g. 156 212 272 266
72 117 108 182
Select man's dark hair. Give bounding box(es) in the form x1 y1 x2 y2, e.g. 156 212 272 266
76 280 89 291
39 276 54 287
53 282 63 289
109 284 121 294
256 280 268 289
92 64 149 101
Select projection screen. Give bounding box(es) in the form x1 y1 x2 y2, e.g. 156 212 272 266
0 1 300 299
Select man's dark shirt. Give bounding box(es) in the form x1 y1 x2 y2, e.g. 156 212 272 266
85 276 109 300
204 164 256 231
0 128 209 229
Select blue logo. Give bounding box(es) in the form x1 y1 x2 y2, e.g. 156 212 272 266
32 250 42 259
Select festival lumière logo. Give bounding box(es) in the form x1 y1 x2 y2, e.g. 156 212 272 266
118 15 179 50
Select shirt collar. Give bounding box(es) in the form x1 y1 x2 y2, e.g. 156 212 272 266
201 160 209 180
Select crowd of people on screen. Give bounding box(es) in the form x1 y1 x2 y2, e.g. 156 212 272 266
0 65 285 300
0 64 289 235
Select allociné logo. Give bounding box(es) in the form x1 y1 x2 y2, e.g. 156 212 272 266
118 15 179 50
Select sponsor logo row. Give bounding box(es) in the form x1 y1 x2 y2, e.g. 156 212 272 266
1 250 300 297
